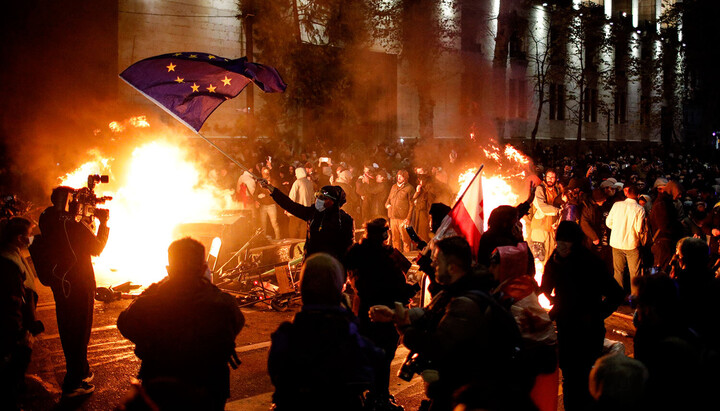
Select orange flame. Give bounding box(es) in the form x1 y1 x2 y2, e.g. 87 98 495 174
60 140 238 287
109 116 150 133
455 142 551 310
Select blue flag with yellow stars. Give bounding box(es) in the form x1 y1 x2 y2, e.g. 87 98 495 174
120 52 286 131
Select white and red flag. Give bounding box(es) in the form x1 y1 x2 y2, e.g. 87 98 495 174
435 166 485 252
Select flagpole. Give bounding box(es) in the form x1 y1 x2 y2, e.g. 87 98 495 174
119 75 263 181
191 129 261 180
434 164 484 240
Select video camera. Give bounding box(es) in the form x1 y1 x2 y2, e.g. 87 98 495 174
65 174 112 224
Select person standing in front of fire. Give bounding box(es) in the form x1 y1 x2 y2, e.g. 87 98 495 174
258 179 354 262
385 170 415 253
38 186 109 398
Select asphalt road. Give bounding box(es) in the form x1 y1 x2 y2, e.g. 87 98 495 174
20 284 636 411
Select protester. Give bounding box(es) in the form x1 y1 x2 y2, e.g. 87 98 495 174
370 236 530 411
255 167 282 240
287 166 315 239
649 180 684 272
606 185 646 298
385 170 415 253
411 170 436 243
588 353 648 411
0 217 44 410
260 180 354 261
529 169 560 262
540 221 625 411
345 218 414 411
580 188 613 272
268 253 382 411
117 238 244 411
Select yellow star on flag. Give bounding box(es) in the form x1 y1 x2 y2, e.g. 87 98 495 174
207 84 216 93
166 62 176 72
174 76 184 83
191 83 200 92
221 76 232 86
189 54 198 59
173 52 183 56
208 55 216 59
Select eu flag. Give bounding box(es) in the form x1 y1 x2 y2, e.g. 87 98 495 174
120 52 286 132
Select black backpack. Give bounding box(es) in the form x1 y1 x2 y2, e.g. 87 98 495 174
463 289 536 390
28 233 58 286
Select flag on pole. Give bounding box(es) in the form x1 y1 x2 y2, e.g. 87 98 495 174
120 52 286 132
447 166 485 253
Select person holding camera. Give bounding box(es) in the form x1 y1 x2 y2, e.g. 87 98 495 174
370 236 530 411
37 186 109 397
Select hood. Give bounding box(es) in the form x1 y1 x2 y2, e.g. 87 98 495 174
295 167 307 179
336 170 353 185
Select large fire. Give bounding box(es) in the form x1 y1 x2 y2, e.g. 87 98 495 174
457 142 552 309
60 125 238 287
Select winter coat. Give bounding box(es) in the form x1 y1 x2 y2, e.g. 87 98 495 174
117 277 244 402
385 183 415 221
289 168 315 207
268 305 382 411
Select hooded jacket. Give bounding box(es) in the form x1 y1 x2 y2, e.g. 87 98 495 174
289 168 315 207
271 187 354 260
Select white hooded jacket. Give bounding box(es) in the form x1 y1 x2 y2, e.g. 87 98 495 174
289 168 315 206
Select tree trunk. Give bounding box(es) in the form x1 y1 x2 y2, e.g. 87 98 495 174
530 87 544 156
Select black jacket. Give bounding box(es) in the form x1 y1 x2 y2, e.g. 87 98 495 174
268 305 381 411
541 246 624 325
38 207 108 289
345 240 412 318
117 277 244 402
270 188 354 260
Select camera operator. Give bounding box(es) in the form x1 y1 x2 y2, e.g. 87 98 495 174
38 186 109 397
370 236 532 411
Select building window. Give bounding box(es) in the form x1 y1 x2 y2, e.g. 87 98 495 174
640 93 651 125
549 83 565 120
584 88 598 123
614 91 627 124
509 79 528 119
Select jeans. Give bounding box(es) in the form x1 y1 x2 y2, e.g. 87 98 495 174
612 247 641 296
390 218 411 253
259 204 281 240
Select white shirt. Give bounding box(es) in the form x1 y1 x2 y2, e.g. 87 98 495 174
606 198 646 250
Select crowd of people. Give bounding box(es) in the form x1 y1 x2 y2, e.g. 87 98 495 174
2 138 720 410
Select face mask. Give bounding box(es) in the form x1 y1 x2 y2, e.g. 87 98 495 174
315 198 326 212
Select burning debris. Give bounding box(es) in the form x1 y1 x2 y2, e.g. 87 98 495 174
59 118 239 287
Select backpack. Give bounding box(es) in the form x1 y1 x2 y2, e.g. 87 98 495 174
463 290 536 388
28 234 57 286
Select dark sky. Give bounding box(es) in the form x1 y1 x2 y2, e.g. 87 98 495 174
0 1 122 199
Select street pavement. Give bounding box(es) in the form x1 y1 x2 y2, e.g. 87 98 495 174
20 282 636 411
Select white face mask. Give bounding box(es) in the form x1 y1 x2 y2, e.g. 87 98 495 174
315 198 326 212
